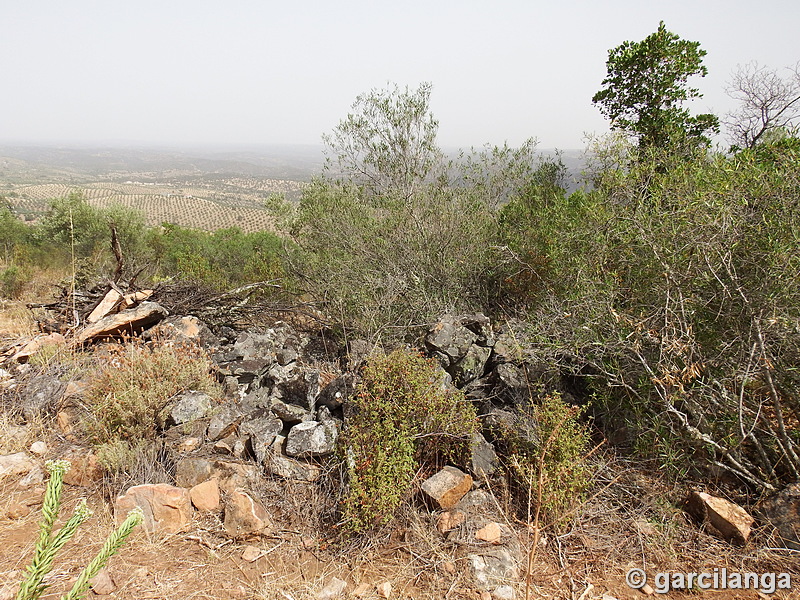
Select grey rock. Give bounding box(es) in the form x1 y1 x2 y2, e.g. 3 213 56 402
482 408 539 448
265 452 321 482
451 344 491 386
175 457 262 494
285 420 338 457
270 399 312 424
207 402 254 441
20 372 65 421
170 391 214 425
467 548 519 591
469 433 499 480
757 483 800 549
240 413 283 463
426 315 478 365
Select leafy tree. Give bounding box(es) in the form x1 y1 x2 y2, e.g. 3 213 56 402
322 82 443 201
592 21 719 149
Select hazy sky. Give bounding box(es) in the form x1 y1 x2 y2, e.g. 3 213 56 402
1 1 798 150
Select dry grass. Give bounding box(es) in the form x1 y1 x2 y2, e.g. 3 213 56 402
0 300 37 339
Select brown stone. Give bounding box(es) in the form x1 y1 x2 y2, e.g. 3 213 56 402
0 452 36 480
475 522 503 544
61 447 104 487
421 466 473 509
115 483 193 534
241 545 262 562
5 502 31 519
437 510 466 534
87 289 123 323
190 478 220 512
224 489 272 537
75 301 168 345
175 457 261 494
11 333 66 362
90 568 117 595
684 490 754 544
376 581 392 598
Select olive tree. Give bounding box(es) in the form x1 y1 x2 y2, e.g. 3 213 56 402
322 82 443 201
592 21 719 149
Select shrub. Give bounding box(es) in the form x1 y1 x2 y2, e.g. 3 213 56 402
341 348 478 534
85 341 221 446
504 393 591 529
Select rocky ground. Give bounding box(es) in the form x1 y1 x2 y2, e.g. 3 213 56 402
0 293 798 600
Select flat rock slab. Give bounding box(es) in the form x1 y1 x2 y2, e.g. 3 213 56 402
115 483 193 534
76 301 168 344
175 456 262 494
421 466 473 510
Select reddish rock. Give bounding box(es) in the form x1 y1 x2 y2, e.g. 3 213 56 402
190 478 220 512
115 483 193 533
90 568 117 595
475 522 502 544
684 490 754 544
11 333 66 362
437 510 466 534
61 447 104 487
421 466 473 509
223 489 272 537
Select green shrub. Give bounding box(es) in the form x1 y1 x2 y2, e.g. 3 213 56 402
85 341 221 446
341 348 478 534
505 393 591 529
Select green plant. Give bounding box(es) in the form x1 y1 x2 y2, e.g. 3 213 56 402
341 348 478 534
506 393 591 529
592 21 719 149
85 341 221 445
15 460 142 600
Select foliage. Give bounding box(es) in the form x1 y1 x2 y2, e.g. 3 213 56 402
341 349 478 534
288 179 499 337
592 21 719 149
524 137 800 490
322 82 443 201
85 341 221 446
146 224 288 290
15 460 141 600
504 394 591 528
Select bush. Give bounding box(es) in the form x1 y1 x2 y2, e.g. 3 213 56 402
85 341 221 446
502 394 591 529
341 348 478 534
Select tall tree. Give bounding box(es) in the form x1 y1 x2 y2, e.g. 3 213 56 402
592 22 719 149
322 82 443 201
724 61 800 150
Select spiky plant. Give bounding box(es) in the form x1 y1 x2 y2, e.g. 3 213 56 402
15 460 142 600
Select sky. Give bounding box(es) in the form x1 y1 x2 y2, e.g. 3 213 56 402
1 0 798 150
